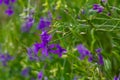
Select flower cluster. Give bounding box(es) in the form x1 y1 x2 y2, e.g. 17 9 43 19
93 4 104 13
76 44 93 62
0 0 16 16
27 13 66 61
77 44 104 65
38 71 43 80
0 53 13 66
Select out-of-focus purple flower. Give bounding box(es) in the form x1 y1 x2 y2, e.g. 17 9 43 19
3 0 16 5
21 67 30 77
114 75 118 80
0 0 2 5
101 0 107 3
38 71 43 80
98 54 104 65
49 44 66 57
48 11 52 20
95 48 102 54
88 54 93 62
27 48 39 61
0 53 13 66
77 44 93 62
93 4 104 13
37 17 51 30
97 6 104 13
5 7 14 16
107 12 111 16
11 0 16 3
93 4 100 10
41 31 52 45
21 17 34 32
33 43 42 55
3 0 10 5
96 48 104 65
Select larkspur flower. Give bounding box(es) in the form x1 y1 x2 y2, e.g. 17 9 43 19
95 48 101 54
49 44 66 57
93 4 100 10
27 48 39 61
93 4 104 13
0 0 2 5
21 67 30 77
0 53 13 66
98 54 104 65
3 0 16 5
3 0 10 5
101 0 107 3
11 0 16 3
31 31 66 57
38 71 43 80
5 7 14 16
40 31 52 56
114 75 119 80
21 17 34 32
37 17 51 30
77 44 93 62
96 48 104 65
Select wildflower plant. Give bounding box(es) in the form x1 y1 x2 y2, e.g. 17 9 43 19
1 0 120 80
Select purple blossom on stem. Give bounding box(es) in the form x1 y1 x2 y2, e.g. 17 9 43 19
114 75 118 80
76 44 93 62
93 4 100 10
21 17 34 32
5 7 14 16
21 67 30 77
95 48 101 54
93 4 104 13
49 44 66 57
27 48 39 61
37 17 51 30
11 0 16 3
101 0 107 3
38 71 43 80
0 0 2 5
96 48 104 65
98 54 104 65
4 0 10 5
0 53 13 66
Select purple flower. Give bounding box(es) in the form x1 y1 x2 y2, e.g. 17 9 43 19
49 44 66 57
98 54 104 65
37 17 51 30
95 48 102 54
11 0 16 3
93 4 100 10
27 48 39 61
0 0 2 5
93 4 104 13
101 0 107 3
21 67 30 77
41 31 52 45
21 17 34 32
96 48 104 65
5 7 14 16
114 75 118 80
4 0 10 5
77 44 92 62
0 53 13 66
38 71 43 80
33 43 42 55
97 6 104 13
